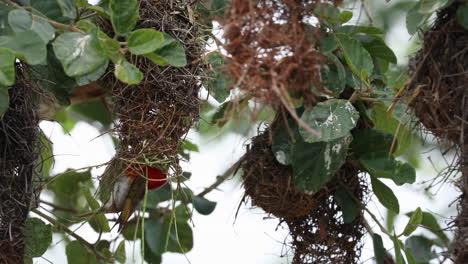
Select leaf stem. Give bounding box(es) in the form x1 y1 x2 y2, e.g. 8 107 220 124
196 159 241 197
1 0 84 34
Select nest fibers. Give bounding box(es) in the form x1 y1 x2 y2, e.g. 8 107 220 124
98 0 204 190
221 0 342 107
405 3 468 262
240 129 366 263
0 65 41 263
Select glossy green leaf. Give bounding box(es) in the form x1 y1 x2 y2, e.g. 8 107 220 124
456 4 468 30
145 184 172 209
181 139 199 152
0 85 8 115
403 207 423 236
8 9 55 43
0 48 15 86
145 215 193 255
292 135 352 193
128 29 164 55
0 2 13 35
150 35 187 67
335 189 358 223
403 248 417 264
114 59 143 84
204 52 232 103
371 176 399 213
314 3 340 23
360 152 416 186
76 60 108 86
351 129 395 157
338 10 353 24
47 170 93 212
372 233 386 264
357 35 397 64
109 0 139 36
66 241 98 264
0 30 46 65
53 30 107 77
336 34 374 78
31 0 77 23
24 218 52 258
406 2 429 35
405 236 435 263
407 211 449 243
144 243 162 264
393 162 416 186
115 241 126 263
299 99 359 143
192 196 217 215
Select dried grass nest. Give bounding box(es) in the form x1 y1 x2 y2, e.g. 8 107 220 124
240 127 366 263
96 0 205 190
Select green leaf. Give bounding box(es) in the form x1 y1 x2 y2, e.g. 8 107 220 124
356 35 397 64
292 135 352 193
115 241 126 263
336 34 374 79
53 29 107 77
405 236 435 263
39 135 54 178
114 58 143 84
86 6 110 19
29 47 77 105
0 85 8 115
66 240 98 264
83 189 111 233
8 9 55 44
403 248 417 264
148 35 187 67
419 0 450 14
406 2 430 35
299 99 359 143
109 0 139 36
372 233 386 264
271 119 296 165
403 207 423 236
314 3 340 23
338 10 353 24
336 25 385 35
31 0 77 23
0 2 13 35
392 237 406 264
192 196 217 215
409 211 448 243
145 215 193 255
351 129 395 157
97 30 121 63
47 170 93 212
211 0 229 17
370 176 400 213
0 48 15 86
204 52 231 103
334 189 358 223
146 183 172 209
144 243 162 264
360 152 416 185
0 30 46 65
24 218 52 258
321 53 346 94
181 139 199 152
456 4 468 30
128 29 164 55
76 60 108 86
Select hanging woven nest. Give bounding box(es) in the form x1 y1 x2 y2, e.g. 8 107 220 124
0 65 41 263
407 2 468 144
96 0 205 191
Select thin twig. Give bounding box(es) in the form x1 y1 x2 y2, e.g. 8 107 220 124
197 159 242 197
40 200 78 214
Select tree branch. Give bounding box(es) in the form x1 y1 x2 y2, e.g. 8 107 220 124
1 0 84 33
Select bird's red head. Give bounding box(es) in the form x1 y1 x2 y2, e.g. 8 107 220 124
125 164 168 190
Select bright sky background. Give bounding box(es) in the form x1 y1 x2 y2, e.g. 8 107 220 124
31 0 460 263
